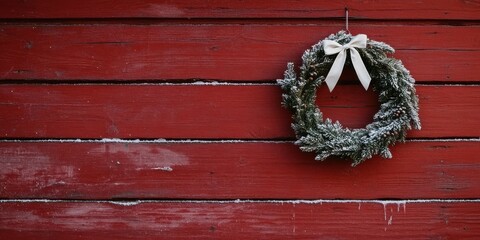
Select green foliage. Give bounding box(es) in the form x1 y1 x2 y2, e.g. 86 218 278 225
278 31 421 166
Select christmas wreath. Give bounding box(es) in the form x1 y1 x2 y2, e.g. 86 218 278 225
278 31 421 166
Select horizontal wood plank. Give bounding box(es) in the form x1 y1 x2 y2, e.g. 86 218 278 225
0 201 479 239
1 2 478 238
1 0 479 20
0 24 478 81
0 85 478 139
1 141 479 199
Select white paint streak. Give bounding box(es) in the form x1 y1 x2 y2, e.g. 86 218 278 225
1 138 478 144
0 146 77 189
377 200 407 226
109 201 142 206
153 166 173 172
21 82 277 86
382 202 387 221
0 139 291 144
292 209 296 234
90 144 189 170
2 199 479 204
191 81 219 85
4 82 477 87
399 202 407 213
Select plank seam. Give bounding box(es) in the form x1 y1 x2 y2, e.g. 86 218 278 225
1 18 480 25
0 138 479 144
0 138 291 144
1 199 480 206
0 81 479 86
0 81 279 86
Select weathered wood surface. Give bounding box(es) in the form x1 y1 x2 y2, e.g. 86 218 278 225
0 24 478 81
1 141 479 199
1 85 478 139
1 1 479 238
1 0 479 20
0 201 479 239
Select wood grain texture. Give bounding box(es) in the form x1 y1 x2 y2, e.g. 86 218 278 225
1 201 479 239
0 85 478 139
0 24 478 81
1 0 479 20
1 141 479 199
1 1 479 237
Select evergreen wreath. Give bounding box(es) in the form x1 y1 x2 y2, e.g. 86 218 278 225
278 31 421 166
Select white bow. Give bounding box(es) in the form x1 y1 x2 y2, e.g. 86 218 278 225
323 34 371 92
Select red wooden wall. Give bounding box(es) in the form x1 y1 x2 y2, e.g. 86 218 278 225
1 1 480 239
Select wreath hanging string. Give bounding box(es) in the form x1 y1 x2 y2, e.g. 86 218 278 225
278 31 421 166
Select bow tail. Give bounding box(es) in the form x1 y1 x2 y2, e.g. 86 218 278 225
350 48 372 91
325 50 347 92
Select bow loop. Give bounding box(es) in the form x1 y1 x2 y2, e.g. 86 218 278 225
323 40 343 55
322 34 371 92
344 34 367 49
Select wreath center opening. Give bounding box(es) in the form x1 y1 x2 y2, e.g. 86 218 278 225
315 64 380 129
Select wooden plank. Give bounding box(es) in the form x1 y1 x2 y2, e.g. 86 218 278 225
0 85 478 139
0 201 479 239
0 24 478 81
1 141 479 199
0 0 479 20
